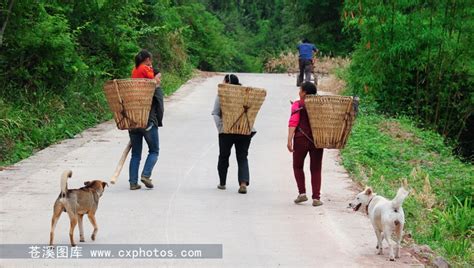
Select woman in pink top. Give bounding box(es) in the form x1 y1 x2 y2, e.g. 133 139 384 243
287 82 324 207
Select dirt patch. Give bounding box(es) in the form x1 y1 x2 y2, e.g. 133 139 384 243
379 121 422 144
314 56 350 75
318 74 346 95
407 244 451 267
408 159 432 167
264 52 350 75
265 51 299 73
193 70 219 79
0 136 14 164
264 53 349 95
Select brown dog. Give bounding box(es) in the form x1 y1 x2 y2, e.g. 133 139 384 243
49 170 108 246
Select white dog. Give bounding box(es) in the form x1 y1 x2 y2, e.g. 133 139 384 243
349 187 409 261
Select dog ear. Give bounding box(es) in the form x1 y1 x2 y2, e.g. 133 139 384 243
102 182 109 188
84 181 91 186
365 187 372 195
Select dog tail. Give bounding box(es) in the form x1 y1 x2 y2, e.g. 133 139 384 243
391 187 409 210
60 170 72 197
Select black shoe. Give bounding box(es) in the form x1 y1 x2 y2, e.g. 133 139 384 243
217 184 226 190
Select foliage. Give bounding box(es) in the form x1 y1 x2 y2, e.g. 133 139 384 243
1 0 473 265
343 0 474 159
200 0 356 69
0 0 250 164
0 79 111 165
341 100 474 265
2 0 355 164
0 1 87 97
286 0 358 55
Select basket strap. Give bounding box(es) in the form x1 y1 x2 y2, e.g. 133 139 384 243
229 88 252 134
293 102 315 146
229 105 251 134
297 126 316 146
114 79 123 105
243 106 251 133
243 88 251 133
114 79 139 128
340 97 358 147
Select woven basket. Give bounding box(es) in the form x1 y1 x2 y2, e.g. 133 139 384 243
304 95 357 149
218 84 266 135
103 79 156 130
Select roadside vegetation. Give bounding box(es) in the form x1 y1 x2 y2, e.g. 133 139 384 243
340 3 473 263
341 105 473 266
288 55 473 265
1 1 472 264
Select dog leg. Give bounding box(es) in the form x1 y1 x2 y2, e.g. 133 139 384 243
49 205 63 246
394 224 403 258
88 213 99 241
374 229 383 255
383 227 395 261
68 215 78 247
78 214 85 242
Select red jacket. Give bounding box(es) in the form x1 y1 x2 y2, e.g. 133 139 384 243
131 64 154 79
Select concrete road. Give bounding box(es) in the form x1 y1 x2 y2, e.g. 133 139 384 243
0 73 421 267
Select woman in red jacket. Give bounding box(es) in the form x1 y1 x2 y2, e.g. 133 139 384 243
128 50 164 190
287 82 324 206
131 50 160 82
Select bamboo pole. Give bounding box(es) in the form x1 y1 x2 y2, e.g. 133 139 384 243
110 141 132 184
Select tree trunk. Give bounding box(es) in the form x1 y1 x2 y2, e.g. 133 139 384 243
0 0 15 47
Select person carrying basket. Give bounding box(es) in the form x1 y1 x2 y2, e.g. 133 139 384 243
287 82 324 206
211 74 256 194
128 49 164 190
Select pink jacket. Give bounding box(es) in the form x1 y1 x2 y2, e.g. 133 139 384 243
288 100 303 127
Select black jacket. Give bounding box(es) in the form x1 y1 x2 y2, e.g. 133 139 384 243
148 86 164 127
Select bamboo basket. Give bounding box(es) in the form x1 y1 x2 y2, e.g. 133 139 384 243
103 79 156 130
218 84 266 135
304 95 357 149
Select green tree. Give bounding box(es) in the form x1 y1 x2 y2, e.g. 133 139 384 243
344 0 474 159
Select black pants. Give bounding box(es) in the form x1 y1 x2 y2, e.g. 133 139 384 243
298 58 313 85
218 134 252 186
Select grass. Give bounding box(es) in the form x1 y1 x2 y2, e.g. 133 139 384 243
160 69 193 96
0 69 192 167
0 78 110 166
341 111 474 265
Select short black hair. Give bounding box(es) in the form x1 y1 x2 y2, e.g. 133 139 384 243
302 38 310 43
301 81 317 95
224 74 241 85
135 49 152 68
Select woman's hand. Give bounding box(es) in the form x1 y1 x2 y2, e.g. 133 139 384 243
287 127 296 153
154 73 161 85
287 140 294 152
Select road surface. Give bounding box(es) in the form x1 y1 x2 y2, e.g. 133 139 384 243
0 73 422 267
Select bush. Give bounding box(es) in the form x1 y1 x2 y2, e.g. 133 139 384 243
343 0 474 159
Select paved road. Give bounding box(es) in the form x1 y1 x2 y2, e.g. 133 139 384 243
0 73 421 267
